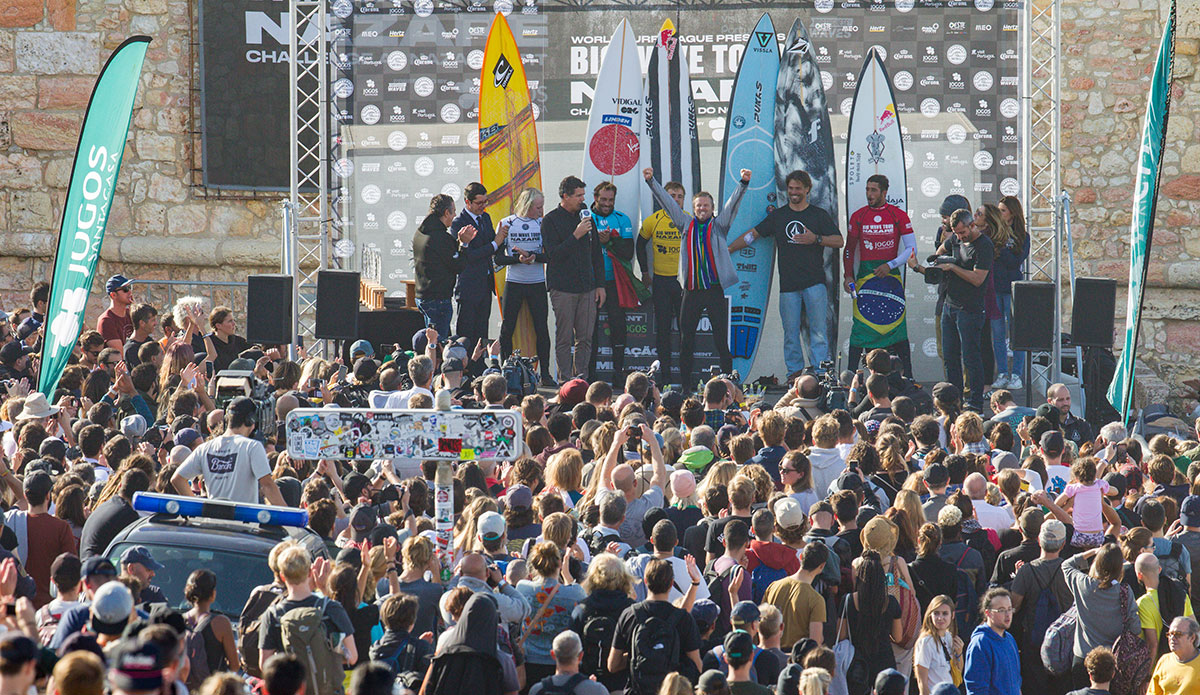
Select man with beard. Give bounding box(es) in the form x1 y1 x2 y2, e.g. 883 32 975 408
729 170 842 381
589 182 637 380
644 167 751 390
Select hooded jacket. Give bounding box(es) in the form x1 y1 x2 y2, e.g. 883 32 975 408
963 623 1021 695
807 447 845 504
646 177 745 291
413 214 463 300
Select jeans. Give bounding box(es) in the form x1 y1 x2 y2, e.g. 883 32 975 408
651 274 682 384
992 292 1026 376
779 283 829 374
549 288 598 382
416 298 452 341
590 279 627 380
499 281 551 378
679 287 732 390
942 303 986 410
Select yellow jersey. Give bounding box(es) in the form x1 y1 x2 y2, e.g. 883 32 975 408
639 210 683 277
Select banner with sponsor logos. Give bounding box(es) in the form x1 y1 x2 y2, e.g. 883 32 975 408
329 0 1022 383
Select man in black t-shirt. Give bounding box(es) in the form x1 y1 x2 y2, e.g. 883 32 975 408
933 209 994 412
729 170 843 380
609 558 703 694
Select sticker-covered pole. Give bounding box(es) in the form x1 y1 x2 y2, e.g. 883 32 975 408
434 460 454 581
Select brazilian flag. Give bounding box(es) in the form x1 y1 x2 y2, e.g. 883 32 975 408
850 259 907 349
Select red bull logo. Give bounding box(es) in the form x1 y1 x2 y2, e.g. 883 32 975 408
879 103 897 131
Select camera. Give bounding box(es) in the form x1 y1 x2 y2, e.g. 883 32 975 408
502 349 540 396
814 361 849 412
923 255 957 285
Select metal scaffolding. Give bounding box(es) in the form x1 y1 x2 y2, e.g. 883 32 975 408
286 0 331 355
1021 0 1063 402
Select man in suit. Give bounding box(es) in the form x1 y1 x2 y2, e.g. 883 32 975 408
451 183 505 364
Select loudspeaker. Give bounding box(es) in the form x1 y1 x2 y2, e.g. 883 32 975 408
315 270 360 340
1070 277 1117 348
246 274 293 345
346 308 427 362
1011 281 1056 351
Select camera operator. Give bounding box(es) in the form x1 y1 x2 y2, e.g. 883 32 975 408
774 374 824 421
911 208 993 412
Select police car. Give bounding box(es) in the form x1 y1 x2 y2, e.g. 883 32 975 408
104 493 330 616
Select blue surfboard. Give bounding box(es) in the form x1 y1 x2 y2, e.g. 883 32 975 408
722 13 780 379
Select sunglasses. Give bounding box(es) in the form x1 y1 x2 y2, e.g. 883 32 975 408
1168 630 1194 638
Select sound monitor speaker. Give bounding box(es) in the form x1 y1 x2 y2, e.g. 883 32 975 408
245 274 293 345
315 270 360 340
1011 281 1056 352
1070 277 1117 348
346 308 427 362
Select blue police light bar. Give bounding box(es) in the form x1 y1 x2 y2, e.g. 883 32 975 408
132 492 309 528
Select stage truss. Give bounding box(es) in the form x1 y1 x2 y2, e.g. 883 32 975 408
285 0 1064 374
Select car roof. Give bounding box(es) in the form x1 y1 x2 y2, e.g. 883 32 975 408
106 514 329 558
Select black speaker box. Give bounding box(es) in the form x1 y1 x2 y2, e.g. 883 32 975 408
1070 277 1117 348
245 274 293 346
345 308 427 362
315 270 360 340
1011 281 1056 352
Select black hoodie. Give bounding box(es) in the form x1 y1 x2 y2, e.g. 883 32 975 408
413 214 463 300
570 588 634 691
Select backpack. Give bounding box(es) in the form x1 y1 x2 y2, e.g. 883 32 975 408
579 612 617 679
375 634 420 679
1040 605 1079 676
537 673 587 695
952 548 979 637
35 604 67 647
1024 569 1064 652
238 584 284 677
1159 540 1187 583
1155 575 1188 656
279 597 344 695
185 613 225 689
703 561 738 636
587 528 622 558
885 559 920 650
628 608 683 695
1111 585 1152 695
750 562 789 604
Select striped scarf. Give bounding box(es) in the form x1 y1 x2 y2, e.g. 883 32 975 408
684 217 717 291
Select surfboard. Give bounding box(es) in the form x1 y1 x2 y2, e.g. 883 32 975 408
774 18 840 374
479 12 541 360
583 19 643 219
722 13 780 379
640 19 701 216
845 48 909 353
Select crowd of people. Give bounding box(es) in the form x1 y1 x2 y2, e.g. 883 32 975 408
0 171 1194 695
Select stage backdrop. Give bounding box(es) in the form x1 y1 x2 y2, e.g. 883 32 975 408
324 0 1022 384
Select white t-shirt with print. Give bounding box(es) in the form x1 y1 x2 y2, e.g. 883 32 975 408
177 434 271 504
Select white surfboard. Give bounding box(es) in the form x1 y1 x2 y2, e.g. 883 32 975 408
846 48 907 216
583 19 643 220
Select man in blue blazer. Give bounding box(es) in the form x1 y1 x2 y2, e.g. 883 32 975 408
450 183 501 362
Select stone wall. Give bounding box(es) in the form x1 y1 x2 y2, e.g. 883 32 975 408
0 0 281 323
3 0 1200 405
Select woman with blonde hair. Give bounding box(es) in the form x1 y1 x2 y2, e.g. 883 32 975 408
452 496 498 557
912 595 962 694
571 554 636 689
798 667 832 695
546 448 584 507
497 187 551 382
658 672 693 695
993 196 1030 388
697 461 739 499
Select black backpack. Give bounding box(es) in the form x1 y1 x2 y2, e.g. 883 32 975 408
703 561 738 636
629 608 683 695
579 612 617 679
587 528 624 558
375 634 421 681
538 673 587 695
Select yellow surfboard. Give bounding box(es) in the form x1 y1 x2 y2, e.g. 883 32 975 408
479 12 542 365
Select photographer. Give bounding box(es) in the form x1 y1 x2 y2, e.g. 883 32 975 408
774 374 825 421
911 209 994 412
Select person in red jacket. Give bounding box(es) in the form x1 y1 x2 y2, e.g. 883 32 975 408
843 175 916 377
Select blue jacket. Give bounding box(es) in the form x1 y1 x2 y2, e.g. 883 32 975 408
450 208 498 300
991 233 1029 294
964 623 1021 695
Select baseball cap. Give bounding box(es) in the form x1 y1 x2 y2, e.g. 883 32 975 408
174 428 202 448
276 476 302 508
730 600 760 626
696 671 728 694
505 484 533 510
120 545 163 571
227 396 259 426
790 638 818 665
105 275 134 294
343 472 371 503
350 339 375 358
1035 403 1062 428
874 668 906 695
1182 495 1200 527
557 378 588 406
660 390 684 414
16 317 39 341
349 504 379 542
120 414 147 440
109 640 164 692
0 341 32 364
22 471 52 501
773 497 806 529
51 553 81 588
82 556 117 579
353 357 379 381
691 599 719 633
89 581 134 635
478 511 506 541
1039 430 1065 456
931 684 961 695
923 462 950 487
723 629 755 660
412 329 430 354
1039 519 1067 547
39 436 67 462
1102 472 1127 498
931 382 960 404
441 357 465 374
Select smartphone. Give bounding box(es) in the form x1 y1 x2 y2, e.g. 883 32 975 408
336 364 347 382
205 361 214 379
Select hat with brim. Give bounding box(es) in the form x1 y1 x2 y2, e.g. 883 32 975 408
17 393 59 420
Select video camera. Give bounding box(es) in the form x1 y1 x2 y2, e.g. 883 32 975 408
210 369 276 439
812 360 850 412
923 255 958 284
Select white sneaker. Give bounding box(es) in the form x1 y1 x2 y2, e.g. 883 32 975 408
1007 374 1023 390
990 374 1010 389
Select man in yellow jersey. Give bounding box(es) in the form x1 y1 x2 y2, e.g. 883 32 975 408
639 181 685 386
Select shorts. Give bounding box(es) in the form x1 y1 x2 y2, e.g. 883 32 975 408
1072 530 1105 549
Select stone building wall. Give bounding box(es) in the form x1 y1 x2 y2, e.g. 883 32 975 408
2 0 1200 403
